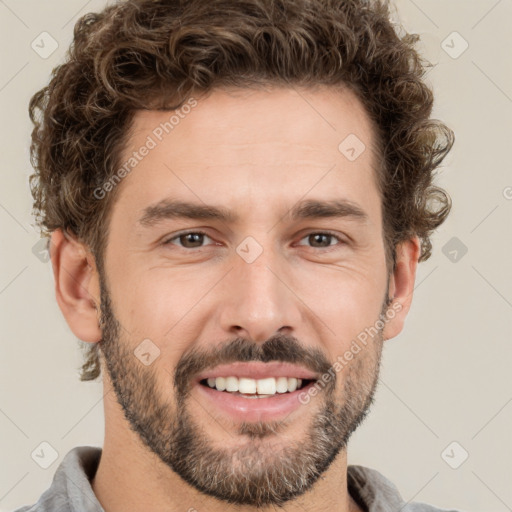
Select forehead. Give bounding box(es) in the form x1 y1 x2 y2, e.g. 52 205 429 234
112 85 381 225
130 85 376 162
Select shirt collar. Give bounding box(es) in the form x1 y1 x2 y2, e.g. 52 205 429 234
34 446 414 512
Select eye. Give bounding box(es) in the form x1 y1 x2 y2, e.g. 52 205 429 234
296 232 345 249
162 230 346 251
163 230 214 249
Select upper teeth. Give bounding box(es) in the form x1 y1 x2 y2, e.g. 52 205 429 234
206 376 304 395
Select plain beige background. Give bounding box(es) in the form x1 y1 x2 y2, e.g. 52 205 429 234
1 1 511 511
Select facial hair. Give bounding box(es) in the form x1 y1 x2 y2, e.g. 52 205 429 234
97 272 386 508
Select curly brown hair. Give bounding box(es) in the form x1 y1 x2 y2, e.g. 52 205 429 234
29 0 454 381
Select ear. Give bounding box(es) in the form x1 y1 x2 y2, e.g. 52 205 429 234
50 229 102 343
382 236 420 341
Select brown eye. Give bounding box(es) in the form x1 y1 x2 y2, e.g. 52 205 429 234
297 232 343 249
164 231 212 249
309 233 334 247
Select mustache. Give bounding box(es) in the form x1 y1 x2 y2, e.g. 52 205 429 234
174 333 333 395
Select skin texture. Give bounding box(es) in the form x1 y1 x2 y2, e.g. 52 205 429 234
51 85 419 512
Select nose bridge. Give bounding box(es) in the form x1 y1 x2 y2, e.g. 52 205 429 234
219 236 300 342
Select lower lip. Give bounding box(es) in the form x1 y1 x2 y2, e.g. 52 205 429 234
194 381 317 423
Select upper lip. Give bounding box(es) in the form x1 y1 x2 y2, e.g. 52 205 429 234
195 362 319 383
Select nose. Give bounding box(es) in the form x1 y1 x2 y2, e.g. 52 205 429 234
218 244 302 343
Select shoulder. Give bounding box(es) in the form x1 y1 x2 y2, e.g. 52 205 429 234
10 446 103 512
347 464 466 512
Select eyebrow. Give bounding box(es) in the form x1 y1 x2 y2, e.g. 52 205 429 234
138 198 368 227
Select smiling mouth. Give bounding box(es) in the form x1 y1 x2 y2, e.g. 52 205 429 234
199 377 316 398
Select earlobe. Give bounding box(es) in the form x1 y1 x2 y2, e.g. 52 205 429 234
382 236 420 341
50 229 102 343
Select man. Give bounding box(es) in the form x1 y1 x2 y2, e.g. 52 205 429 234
18 0 458 510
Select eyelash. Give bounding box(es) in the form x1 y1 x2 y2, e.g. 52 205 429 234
162 230 346 251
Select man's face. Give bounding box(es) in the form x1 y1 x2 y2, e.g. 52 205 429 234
98 86 392 507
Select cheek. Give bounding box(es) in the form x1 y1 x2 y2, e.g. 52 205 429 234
116 270 210 340
292 264 387 335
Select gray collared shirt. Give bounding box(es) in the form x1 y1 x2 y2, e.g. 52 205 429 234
12 446 463 512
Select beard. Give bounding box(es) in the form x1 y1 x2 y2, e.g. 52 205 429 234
96 271 386 508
